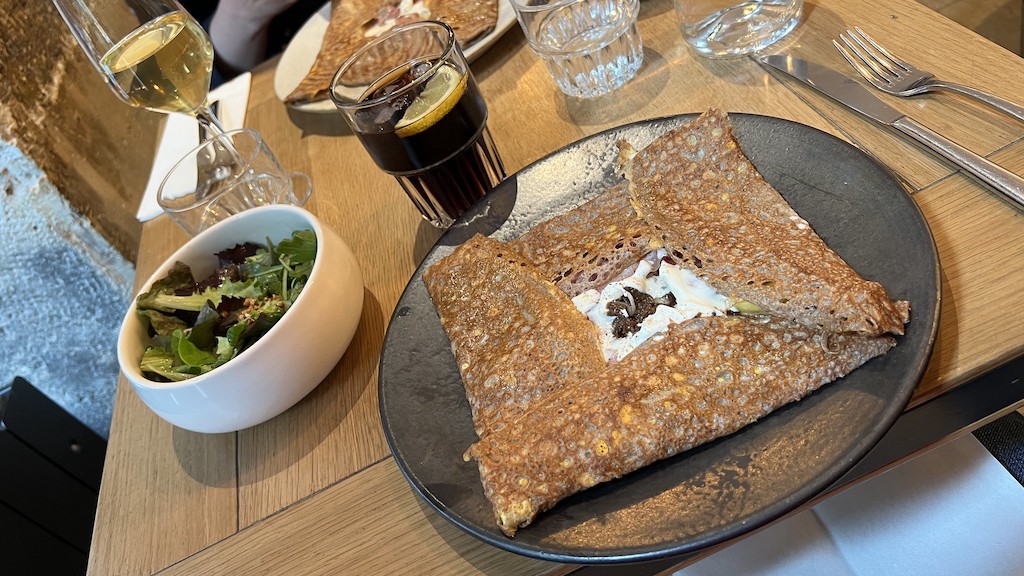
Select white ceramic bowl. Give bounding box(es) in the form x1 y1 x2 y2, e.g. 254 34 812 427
117 205 363 433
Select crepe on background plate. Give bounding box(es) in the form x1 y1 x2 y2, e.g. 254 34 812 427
285 0 498 105
424 109 910 537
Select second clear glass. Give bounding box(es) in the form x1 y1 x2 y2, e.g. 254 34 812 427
674 0 802 58
510 0 644 98
158 128 311 236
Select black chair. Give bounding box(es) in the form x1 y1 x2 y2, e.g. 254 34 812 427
0 377 107 575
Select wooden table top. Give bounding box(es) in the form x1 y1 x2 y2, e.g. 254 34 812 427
88 0 1024 573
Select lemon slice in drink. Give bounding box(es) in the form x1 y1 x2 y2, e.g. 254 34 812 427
395 63 467 138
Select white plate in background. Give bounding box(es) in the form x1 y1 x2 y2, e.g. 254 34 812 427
273 0 518 114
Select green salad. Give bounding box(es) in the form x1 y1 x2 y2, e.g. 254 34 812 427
136 229 316 382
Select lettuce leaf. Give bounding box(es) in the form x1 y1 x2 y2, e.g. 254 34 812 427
137 309 188 336
142 279 262 313
139 347 196 382
135 261 196 312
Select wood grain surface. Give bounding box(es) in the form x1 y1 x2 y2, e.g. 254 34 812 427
88 0 1024 573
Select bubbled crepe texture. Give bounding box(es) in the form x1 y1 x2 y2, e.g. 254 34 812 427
625 109 909 336
423 235 606 439
510 181 654 298
423 109 910 537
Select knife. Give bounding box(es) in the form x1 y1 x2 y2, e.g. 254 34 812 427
760 54 1024 210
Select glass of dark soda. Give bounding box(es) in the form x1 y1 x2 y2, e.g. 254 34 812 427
330 21 506 228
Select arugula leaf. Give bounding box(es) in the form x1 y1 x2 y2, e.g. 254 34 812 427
277 229 316 265
241 231 317 303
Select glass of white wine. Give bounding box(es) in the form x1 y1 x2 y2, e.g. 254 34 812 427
51 0 225 135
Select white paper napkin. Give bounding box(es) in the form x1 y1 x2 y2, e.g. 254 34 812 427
675 433 1024 576
137 72 252 221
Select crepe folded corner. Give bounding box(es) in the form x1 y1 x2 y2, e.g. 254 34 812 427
467 315 894 536
423 234 606 438
422 109 911 538
285 0 498 105
624 108 910 336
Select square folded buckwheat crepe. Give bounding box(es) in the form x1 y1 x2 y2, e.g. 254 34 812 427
423 109 910 537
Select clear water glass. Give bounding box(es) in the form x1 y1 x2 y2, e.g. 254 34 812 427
511 0 644 98
674 0 802 58
158 129 312 236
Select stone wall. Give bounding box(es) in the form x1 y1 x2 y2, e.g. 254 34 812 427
0 0 162 262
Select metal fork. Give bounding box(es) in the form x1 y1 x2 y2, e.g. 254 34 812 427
834 26 1024 123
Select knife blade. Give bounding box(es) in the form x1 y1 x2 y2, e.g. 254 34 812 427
760 54 1024 210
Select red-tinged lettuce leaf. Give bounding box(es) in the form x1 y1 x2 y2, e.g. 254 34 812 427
136 261 196 312
217 242 261 266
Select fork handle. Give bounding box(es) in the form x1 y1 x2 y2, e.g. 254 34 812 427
930 80 1024 124
893 116 1024 209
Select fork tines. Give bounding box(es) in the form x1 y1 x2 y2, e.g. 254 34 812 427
834 27 907 88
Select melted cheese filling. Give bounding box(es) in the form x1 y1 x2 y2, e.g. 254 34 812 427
572 250 733 363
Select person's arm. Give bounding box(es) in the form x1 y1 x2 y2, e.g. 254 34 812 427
208 0 300 76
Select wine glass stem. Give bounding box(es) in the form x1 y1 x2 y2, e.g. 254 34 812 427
196 102 227 138
194 101 245 177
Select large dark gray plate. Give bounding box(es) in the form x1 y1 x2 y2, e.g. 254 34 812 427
378 113 940 564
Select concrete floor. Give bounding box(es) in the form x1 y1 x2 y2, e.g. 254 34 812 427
2 0 1019 439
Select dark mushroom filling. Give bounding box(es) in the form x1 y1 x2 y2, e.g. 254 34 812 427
607 287 677 338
